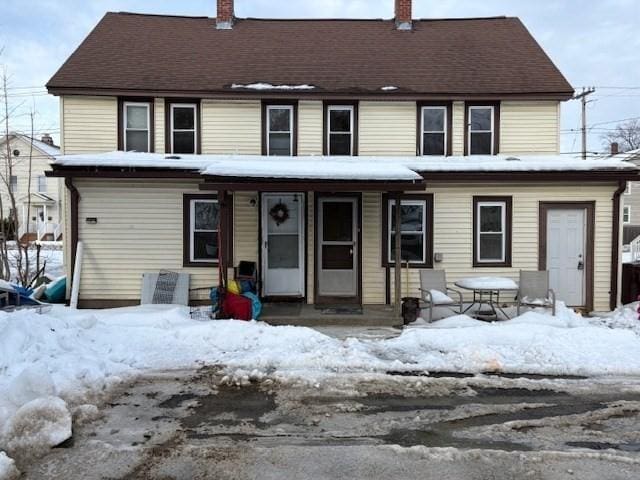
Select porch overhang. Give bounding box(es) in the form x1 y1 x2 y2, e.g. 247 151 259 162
198 176 426 192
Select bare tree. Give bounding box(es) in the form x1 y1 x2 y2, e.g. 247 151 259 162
0 58 37 284
602 119 640 153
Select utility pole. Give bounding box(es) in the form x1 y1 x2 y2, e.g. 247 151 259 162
573 87 596 159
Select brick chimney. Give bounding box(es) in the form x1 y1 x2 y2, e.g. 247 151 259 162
216 0 234 30
611 142 620 155
395 0 412 30
40 133 54 146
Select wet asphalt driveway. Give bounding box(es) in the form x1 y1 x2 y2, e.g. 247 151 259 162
22 368 640 480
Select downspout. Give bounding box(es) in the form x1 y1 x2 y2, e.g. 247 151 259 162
610 180 626 310
65 177 80 286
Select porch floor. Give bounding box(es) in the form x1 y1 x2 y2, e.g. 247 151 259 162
261 303 400 327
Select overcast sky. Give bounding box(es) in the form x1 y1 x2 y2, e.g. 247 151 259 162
1 0 638 154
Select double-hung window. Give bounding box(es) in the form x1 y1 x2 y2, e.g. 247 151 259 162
123 102 151 152
170 103 198 154
468 106 495 155
421 106 447 155
624 206 631 224
327 105 354 155
474 197 512 266
266 105 294 156
187 197 220 264
9 176 17 194
384 195 433 267
37 175 47 194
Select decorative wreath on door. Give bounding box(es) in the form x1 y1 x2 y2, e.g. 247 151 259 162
269 202 290 226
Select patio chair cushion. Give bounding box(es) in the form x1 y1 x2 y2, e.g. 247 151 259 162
428 289 455 305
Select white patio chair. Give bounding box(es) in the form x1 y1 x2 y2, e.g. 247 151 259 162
516 270 556 316
419 270 463 323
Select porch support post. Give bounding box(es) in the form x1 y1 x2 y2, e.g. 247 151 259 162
219 189 228 288
394 193 402 317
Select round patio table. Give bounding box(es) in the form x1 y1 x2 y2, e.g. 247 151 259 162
454 276 519 320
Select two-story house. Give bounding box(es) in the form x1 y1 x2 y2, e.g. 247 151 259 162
46 0 637 312
0 133 63 242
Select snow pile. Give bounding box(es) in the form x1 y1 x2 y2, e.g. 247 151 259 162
0 452 19 480
1 303 640 464
2 397 71 459
231 83 315 90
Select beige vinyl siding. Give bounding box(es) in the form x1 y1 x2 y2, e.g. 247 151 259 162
500 101 560 154
384 183 616 312
201 100 261 154
361 192 385 304
298 101 323 155
62 95 117 154
154 98 165 153
358 101 416 155
233 192 259 266
76 179 221 302
451 101 465 155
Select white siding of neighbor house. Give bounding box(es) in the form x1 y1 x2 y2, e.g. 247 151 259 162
298 101 323 155
61 96 118 154
201 100 261 154
500 101 560 154
358 101 416 156
386 183 616 312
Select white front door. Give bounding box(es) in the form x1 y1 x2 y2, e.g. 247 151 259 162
261 193 305 297
317 197 358 299
547 208 586 306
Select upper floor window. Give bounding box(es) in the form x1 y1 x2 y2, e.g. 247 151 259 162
37 175 47 194
170 103 198 154
625 183 631 195
467 105 497 155
473 196 512 267
266 105 294 156
9 176 17 193
624 206 631 224
123 102 151 152
327 105 354 155
420 106 448 155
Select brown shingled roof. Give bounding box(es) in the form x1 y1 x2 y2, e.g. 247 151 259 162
46 12 574 98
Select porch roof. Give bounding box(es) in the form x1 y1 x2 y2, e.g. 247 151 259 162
49 151 640 185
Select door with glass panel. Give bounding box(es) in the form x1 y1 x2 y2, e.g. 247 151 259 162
317 197 359 301
261 193 305 297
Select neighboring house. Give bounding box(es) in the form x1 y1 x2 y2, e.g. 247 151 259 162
0 133 63 242
46 0 637 312
608 148 640 261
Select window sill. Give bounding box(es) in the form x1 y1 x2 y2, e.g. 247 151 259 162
183 261 220 268
383 262 433 269
472 262 512 268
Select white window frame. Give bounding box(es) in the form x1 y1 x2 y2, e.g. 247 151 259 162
388 199 427 264
468 105 495 155
123 101 151 152
625 183 631 195
326 105 354 156
189 198 219 263
9 175 17 193
266 105 294 156
476 201 506 263
420 106 447 156
37 175 47 194
170 103 198 154
623 205 631 224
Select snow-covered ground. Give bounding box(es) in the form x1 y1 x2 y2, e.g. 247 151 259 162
6 243 64 282
1 302 640 474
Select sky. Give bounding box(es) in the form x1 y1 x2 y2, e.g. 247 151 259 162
0 0 639 154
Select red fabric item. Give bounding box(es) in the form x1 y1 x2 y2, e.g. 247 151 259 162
223 293 252 321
